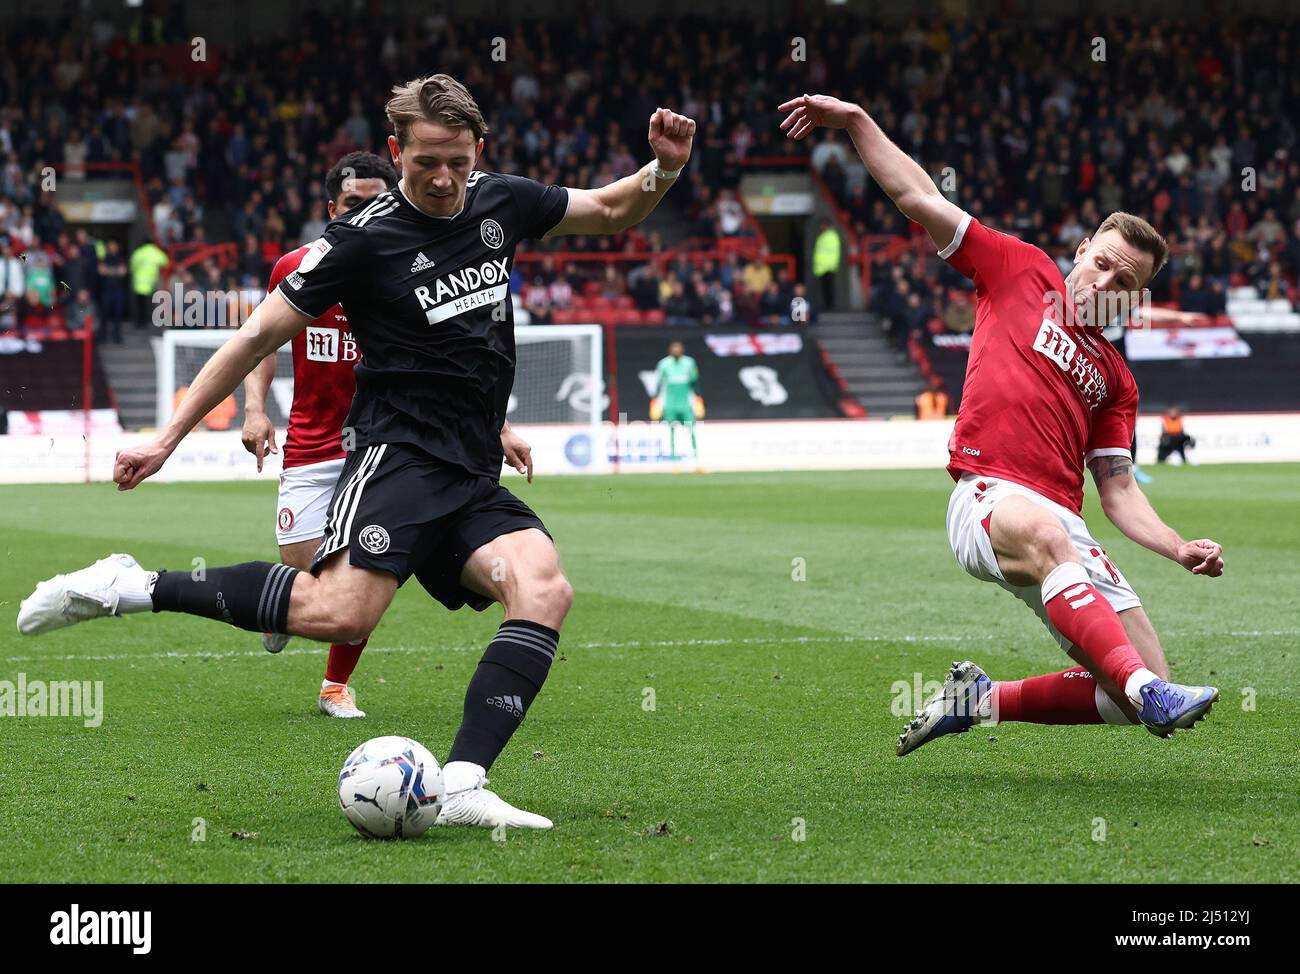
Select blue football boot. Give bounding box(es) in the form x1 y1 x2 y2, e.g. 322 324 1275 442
1137 679 1219 737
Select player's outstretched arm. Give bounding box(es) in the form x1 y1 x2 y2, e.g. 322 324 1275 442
1089 454 1225 576
548 108 695 237
778 94 963 252
114 289 312 490
241 354 279 472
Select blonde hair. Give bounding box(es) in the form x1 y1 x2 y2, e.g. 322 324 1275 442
385 74 489 146
1094 211 1169 281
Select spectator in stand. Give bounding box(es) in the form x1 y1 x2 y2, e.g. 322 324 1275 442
628 263 661 311
707 276 734 323
69 287 96 335
759 280 785 325
22 247 55 308
1249 208 1286 252
237 233 266 288
548 273 574 311
59 237 88 297
715 189 747 236
17 286 47 336
1255 259 1287 301
740 254 772 297
523 276 553 324
689 274 718 325
789 282 816 325
96 238 128 344
663 277 695 326
0 236 23 326
902 291 931 345
1206 278 1228 317
1180 273 1212 315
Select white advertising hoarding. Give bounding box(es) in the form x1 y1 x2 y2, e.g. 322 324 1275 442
3 414 1298 484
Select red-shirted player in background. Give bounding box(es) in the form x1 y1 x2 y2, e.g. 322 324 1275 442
241 151 536 718
780 95 1225 753
240 151 398 717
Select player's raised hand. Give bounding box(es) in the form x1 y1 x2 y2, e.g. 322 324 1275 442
241 410 278 473
1177 539 1225 577
648 108 696 173
500 423 534 483
113 438 172 491
778 94 861 140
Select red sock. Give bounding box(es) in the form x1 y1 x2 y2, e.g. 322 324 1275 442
1041 563 1145 694
995 667 1104 724
324 637 367 685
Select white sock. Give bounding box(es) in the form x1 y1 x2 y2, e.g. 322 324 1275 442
1095 685 1138 725
1123 667 1161 706
1040 562 1090 604
974 683 998 726
442 760 486 795
115 569 158 614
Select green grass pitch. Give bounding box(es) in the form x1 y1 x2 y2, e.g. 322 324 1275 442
1 464 1296 883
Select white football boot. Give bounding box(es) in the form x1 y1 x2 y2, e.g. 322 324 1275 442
435 766 553 830
17 553 151 636
318 680 366 718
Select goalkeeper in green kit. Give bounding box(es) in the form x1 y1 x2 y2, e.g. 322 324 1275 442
651 340 703 461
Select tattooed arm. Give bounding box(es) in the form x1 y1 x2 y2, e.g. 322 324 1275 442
1088 454 1225 576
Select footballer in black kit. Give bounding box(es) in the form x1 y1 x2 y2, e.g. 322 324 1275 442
19 73 697 829
277 170 567 611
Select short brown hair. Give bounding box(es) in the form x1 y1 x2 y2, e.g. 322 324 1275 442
1094 211 1169 282
386 74 489 147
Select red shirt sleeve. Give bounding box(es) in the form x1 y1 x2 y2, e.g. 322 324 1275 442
1085 366 1138 460
267 248 304 292
939 214 1040 293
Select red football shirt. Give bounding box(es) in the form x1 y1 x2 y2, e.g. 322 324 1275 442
940 214 1138 513
266 246 359 468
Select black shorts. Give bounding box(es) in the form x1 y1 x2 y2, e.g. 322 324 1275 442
310 443 550 611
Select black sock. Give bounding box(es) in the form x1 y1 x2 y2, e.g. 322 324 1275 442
150 562 298 634
448 619 558 771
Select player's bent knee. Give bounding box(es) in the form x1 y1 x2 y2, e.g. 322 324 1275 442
326 606 377 645
1026 519 1076 567
513 568 573 623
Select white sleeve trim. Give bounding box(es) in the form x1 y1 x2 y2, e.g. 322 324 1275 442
937 211 972 260
1084 447 1132 463
277 286 313 319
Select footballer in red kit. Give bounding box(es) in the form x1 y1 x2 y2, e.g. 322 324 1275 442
780 94 1225 752
241 151 399 718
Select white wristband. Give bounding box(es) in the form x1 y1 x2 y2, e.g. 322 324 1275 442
653 161 682 181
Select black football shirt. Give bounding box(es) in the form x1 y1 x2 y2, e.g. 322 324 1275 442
276 171 569 478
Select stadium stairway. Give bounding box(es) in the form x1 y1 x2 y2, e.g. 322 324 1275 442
812 311 926 418
98 327 159 431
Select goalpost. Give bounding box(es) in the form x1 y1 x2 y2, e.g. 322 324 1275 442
156 323 604 434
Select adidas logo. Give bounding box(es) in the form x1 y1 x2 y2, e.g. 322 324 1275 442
410 251 435 274
485 694 524 718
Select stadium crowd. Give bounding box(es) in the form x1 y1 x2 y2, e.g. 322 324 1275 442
0 8 1297 338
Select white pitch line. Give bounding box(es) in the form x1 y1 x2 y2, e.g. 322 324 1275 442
0 633 965 664
0 628 1294 665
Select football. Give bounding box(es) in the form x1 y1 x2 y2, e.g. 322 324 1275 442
337 736 445 839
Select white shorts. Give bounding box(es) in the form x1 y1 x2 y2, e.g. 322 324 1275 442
946 473 1141 651
275 457 346 545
